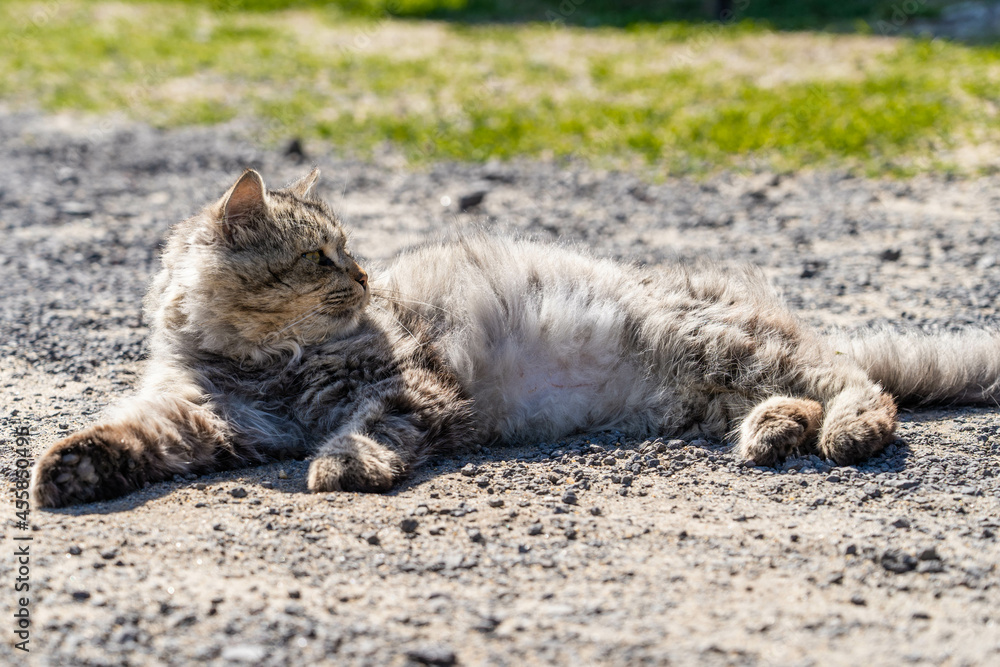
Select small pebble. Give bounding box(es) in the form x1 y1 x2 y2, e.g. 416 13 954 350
881 549 917 574
400 518 419 534
221 645 268 663
61 201 94 216
917 560 944 574
230 487 247 499
405 645 457 666
917 547 940 561
458 190 487 212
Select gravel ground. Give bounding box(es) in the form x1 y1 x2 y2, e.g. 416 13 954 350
1 110 999 666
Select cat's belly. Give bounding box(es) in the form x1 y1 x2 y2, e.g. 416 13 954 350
457 340 663 443
381 234 681 441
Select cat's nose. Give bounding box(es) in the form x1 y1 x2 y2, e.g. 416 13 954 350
353 267 368 289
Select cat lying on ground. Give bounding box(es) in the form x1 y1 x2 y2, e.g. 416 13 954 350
31 169 1000 507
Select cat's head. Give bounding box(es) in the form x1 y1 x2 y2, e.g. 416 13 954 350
149 169 370 361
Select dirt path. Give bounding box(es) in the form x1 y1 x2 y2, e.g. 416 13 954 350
1 111 999 666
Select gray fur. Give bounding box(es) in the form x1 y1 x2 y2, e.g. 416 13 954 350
827 329 1000 406
30 170 1000 507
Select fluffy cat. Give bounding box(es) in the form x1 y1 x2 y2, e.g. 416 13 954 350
31 169 1000 507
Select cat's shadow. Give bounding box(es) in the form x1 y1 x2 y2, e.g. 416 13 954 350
45 432 916 516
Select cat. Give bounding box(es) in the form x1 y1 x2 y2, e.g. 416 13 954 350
31 169 1000 508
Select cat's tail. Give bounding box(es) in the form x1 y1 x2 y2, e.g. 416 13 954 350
825 328 1000 407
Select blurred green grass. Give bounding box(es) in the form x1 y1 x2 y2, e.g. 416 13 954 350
132 0 949 28
1 1 997 175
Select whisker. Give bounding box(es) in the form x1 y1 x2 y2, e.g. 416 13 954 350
370 302 426 348
376 298 426 322
268 304 325 339
273 311 320 337
370 293 445 326
370 288 453 316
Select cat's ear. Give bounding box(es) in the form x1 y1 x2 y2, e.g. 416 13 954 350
287 168 321 200
217 169 268 239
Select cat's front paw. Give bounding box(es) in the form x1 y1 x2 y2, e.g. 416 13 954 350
308 434 404 493
31 426 144 508
736 396 823 467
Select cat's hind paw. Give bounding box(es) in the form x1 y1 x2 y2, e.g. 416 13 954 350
736 396 823 467
308 434 404 493
818 387 897 465
31 426 144 508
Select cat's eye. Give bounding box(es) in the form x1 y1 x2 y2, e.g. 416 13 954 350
302 250 335 267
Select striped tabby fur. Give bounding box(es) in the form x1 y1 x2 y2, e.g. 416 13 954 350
31 169 1000 507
